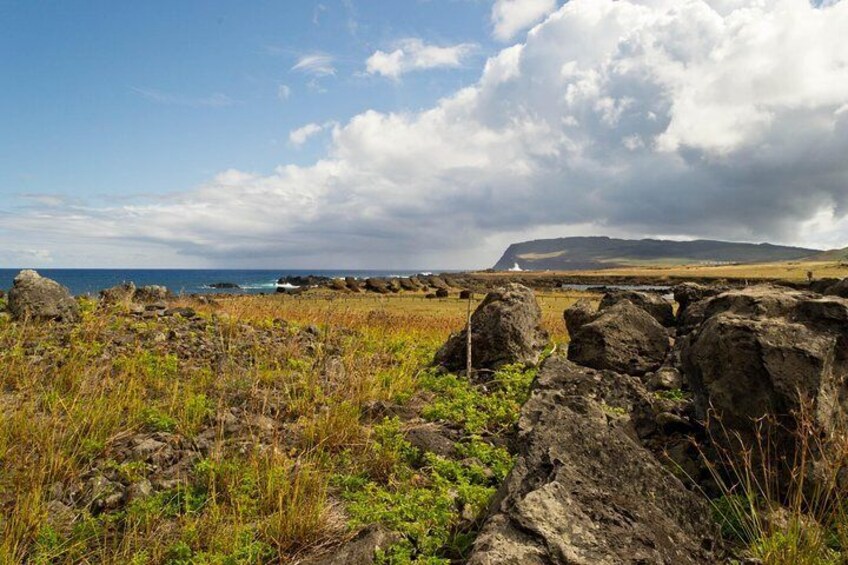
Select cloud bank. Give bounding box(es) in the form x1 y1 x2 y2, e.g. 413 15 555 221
491 0 559 41
5 0 848 268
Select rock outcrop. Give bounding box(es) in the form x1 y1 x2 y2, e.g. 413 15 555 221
434 284 548 371
568 300 669 376
679 285 848 441
364 278 390 294
599 290 675 327
8 270 80 322
562 298 596 336
467 356 718 564
100 282 137 304
134 285 170 303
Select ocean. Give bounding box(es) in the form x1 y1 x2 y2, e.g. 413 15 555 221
0 269 441 297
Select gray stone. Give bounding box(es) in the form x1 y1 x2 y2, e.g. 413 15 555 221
434 284 549 371
467 356 718 564
100 281 136 304
134 285 170 303
679 285 848 443
562 298 596 336
568 300 669 376
600 290 675 326
8 270 80 322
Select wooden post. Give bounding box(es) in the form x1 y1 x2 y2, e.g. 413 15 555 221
466 292 473 377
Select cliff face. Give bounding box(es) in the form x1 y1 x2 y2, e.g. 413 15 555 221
493 236 819 271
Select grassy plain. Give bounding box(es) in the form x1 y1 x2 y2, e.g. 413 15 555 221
475 259 848 282
0 290 589 564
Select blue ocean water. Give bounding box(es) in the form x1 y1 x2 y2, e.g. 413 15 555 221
0 269 441 296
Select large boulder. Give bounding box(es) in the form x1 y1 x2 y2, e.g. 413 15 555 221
364 278 390 294
562 298 597 336
8 270 80 323
673 282 726 321
100 281 136 304
434 284 548 371
134 285 170 303
599 290 675 327
679 285 848 440
823 278 848 298
467 356 718 564
568 300 669 376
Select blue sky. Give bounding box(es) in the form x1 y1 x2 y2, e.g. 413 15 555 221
1 0 492 201
1 0 847 269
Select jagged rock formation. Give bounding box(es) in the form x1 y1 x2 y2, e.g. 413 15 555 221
434 284 548 371
8 270 80 322
678 285 848 442
568 300 670 376
468 357 718 564
599 289 675 326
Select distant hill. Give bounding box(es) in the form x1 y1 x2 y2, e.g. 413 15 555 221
808 247 848 262
493 236 822 271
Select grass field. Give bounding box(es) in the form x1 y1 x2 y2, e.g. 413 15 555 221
475 260 848 282
0 290 590 564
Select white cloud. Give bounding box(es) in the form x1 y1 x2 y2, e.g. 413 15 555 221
365 39 478 79
5 0 848 268
288 122 337 146
291 54 336 77
491 0 558 42
277 84 291 101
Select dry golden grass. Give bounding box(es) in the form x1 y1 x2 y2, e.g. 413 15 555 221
474 260 848 282
0 289 590 563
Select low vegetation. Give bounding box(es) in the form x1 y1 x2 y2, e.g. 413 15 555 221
0 291 583 564
703 408 848 565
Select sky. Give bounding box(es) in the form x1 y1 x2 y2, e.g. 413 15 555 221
1 0 847 269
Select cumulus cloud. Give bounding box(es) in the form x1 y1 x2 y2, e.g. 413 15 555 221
491 0 558 41
291 53 336 77
5 0 848 268
365 38 478 79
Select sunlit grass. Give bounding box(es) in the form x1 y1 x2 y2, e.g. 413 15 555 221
0 288 587 563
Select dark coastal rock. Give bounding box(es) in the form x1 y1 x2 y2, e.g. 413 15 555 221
459 289 472 300
386 278 402 293
364 278 390 294
599 290 675 326
8 270 80 323
100 281 137 304
673 282 726 322
467 356 718 564
823 277 848 298
134 285 171 303
398 277 420 291
562 298 597 336
677 283 811 333
435 288 449 298
679 285 848 443
568 300 669 376
345 277 362 292
328 278 348 291
208 282 240 290
277 275 331 287
434 284 548 371
425 276 450 290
